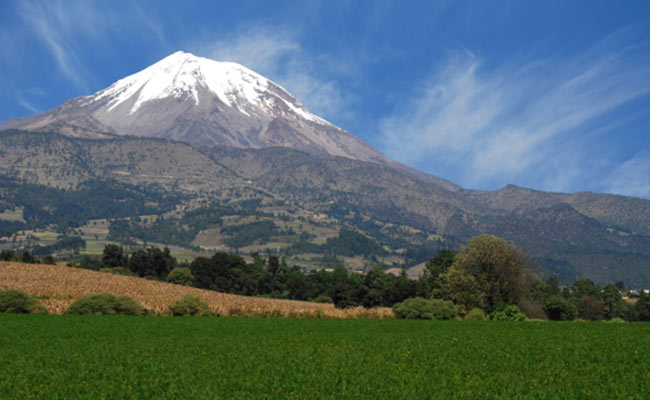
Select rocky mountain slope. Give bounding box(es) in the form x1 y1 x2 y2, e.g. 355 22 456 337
0 130 244 194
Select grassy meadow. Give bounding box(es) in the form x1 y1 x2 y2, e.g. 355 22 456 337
1 316 649 399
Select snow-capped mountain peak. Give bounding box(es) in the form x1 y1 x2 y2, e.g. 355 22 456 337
91 51 325 124
0 50 397 166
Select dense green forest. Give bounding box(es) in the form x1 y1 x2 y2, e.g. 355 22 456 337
0 177 182 231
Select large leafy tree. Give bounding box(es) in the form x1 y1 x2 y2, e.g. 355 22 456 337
190 252 247 292
602 284 626 319
544 295 578 321
422 249 455 299
445 235 530 312
128 247 176 278
570 278 601 300
634 290 650 322
102 244 126 268
362 266 390 307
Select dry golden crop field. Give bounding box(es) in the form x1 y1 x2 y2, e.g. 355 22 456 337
0 262 393 318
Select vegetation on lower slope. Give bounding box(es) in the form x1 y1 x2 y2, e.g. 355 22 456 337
3 130 650 286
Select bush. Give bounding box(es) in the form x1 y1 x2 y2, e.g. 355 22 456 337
518 298 547 320
429 299 459 320
466 308 487 320
65 293 145 316
170 296 212 316
99 267 137 276
490 305 527 321
393 297 457 320
0 290 47 314
42 255 56 265
544 296 577 321
578 295 605 321
167 267 194 286
393 297 432 319
607 317 626 323
312 295 333 304
227 307 247 317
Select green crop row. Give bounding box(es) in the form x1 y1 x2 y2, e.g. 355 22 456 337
1 315 649 399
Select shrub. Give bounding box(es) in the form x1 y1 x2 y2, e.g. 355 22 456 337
393 297 458 320
466 308 487 320
227 307 247 317
393 297 433 319
490 305 527 321
606 317 626 323
518 298 548 320
578 295 605 321
0 290 47 314
429 299 458 320
312 295 333 304
99 267 137 276
42 255 56 265
167 267 194 286
170 295 212 316
544 296 577 321
65 293 145 316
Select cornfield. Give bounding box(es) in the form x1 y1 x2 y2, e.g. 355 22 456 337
0 261 393 318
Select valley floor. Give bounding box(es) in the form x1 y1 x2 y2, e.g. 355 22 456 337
1 316 648 399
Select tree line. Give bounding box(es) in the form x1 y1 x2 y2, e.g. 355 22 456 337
66 235 650 321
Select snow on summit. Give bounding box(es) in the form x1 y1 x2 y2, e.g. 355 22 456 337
2 50 411 170
91 51 326 124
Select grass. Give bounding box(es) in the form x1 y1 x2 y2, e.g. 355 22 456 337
0 316 648 399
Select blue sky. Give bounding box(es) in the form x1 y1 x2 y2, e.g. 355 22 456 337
1 0 650 198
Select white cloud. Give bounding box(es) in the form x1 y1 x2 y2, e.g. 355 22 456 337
17 1 97 91
195 27 353 123
16 0 165 92
379 31 650 195
604 152 650 198
17 94 41 114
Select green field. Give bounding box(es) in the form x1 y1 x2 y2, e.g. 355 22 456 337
1 316 649 399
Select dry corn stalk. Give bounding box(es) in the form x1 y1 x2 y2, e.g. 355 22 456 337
0 262 394 318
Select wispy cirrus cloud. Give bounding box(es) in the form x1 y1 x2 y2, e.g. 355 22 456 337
195 27 355 123
17 0 99 91
379 30 650 197
604 152 650 199
16 0 165 92
17 93 41 114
